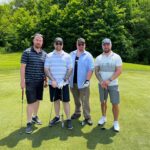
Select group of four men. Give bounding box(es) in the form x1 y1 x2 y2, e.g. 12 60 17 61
20 33 122 134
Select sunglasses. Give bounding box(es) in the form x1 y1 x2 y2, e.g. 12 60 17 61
78 43 85 46
55 42 63 46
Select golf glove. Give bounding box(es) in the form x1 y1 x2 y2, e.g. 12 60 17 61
82 80 90 88
58 80 67 89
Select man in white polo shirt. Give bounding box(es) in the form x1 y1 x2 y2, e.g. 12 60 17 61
95 38 122 132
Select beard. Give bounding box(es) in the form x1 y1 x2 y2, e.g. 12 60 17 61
103 48 111 53
34 43 42 49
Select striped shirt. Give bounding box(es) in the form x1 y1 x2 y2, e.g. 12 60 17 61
44 50 72 85
95 51 122 86
21 47 47 82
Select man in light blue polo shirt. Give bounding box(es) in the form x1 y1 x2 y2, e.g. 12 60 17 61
44 37 73 129
70 38 94 125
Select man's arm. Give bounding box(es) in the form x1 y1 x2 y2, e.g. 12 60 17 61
20 64 26 90
44 68 55 81
64 68 73 82
104 66 122 86
44 68 57 88
95 66 102 83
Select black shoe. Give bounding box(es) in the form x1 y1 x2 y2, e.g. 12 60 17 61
81 118 93 126
49 116 60 127
26 122 32 134
67 119 73 130
32 116 42 125
71 113 81 119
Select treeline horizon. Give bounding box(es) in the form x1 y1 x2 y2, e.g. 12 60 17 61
0 0 150 64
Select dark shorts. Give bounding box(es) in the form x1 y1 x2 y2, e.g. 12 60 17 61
49 84 70 102
25 81 44 104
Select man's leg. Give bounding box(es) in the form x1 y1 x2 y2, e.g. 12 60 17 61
109 85 120 131
112 104 119 121
80 87 91 119
80 87 93 125
63 102 70 119
70 84 81 119
27 103 34 123
54 100 60 117
33 100 40 116
101 101 107 117
98 84 108 125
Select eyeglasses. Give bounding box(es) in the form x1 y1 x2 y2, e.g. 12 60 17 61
78 43 85 46
55 42 63 46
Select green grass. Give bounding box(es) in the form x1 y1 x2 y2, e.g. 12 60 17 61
0 53 150 150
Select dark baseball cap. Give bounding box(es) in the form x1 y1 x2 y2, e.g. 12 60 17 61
102 38 112 45
54 37 63 43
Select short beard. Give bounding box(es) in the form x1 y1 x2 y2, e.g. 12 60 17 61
103 49 111 53
34 44 42 49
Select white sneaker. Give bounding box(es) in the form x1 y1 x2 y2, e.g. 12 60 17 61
113 121 120 132
98 116 107 125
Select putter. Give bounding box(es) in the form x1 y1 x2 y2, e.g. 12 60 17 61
61 87 64 128
19 89 24 134
49 88 56 126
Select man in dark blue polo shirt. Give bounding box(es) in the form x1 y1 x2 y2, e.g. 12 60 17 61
20 33 47 134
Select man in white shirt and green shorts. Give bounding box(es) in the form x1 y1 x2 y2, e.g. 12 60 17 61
95 38 122 132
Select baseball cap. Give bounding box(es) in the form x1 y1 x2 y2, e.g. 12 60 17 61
54 37 63 43
102 38 112 45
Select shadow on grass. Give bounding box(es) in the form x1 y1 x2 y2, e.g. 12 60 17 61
0 121 117 149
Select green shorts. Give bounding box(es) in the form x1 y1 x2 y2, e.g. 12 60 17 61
98 84 120 104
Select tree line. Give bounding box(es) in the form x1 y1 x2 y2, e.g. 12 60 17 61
0 0 150 64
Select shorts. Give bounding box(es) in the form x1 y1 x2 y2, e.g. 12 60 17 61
49 84 70 102
25 81 44 104
98 84 120 104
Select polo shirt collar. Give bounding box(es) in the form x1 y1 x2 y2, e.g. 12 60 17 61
73 49 86 55
31 47 42 54
53 49 65 55
102 51 114 57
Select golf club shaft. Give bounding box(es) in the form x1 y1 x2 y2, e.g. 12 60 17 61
61 87 64 128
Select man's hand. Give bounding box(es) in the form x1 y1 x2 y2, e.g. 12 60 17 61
44 80 48 88
100 81 107 89
51 80 57 88
101 80 111 89
104 80 111 87
82 80 90 88
20 80 25 90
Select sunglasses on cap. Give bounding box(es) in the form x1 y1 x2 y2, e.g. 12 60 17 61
55 42 63 45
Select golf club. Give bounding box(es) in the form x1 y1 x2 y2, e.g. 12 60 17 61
61 87 64 128
49 88 56 126
19 89 24 134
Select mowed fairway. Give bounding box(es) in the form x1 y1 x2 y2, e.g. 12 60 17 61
0 53 150 150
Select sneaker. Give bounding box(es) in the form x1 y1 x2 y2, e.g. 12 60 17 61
67 119 73 129
113 121 120 132
49 116 60 127
32 116 42 125
25 122 32 134
98 116 107 126
81 118 93 126
71 113 81 119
